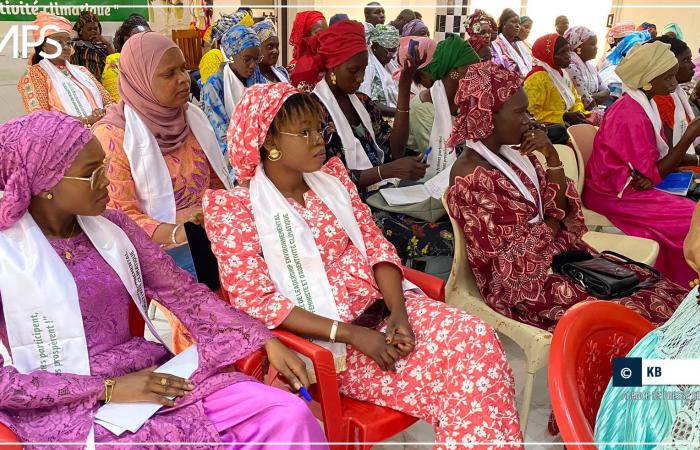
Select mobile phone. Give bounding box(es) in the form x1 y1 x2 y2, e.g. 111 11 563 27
407 39 419 60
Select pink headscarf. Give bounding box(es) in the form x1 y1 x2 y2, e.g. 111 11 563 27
606 21 635 45
0 111 92 230
393 36 437 80
227 83 301 183
99 32 189 154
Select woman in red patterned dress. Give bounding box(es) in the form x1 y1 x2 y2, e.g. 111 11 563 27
446 61 686 332
203 82 523 449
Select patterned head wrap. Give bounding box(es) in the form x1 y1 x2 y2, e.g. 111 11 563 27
465 10 497 42
221 25 260 60
73 10 101 34
662 22 684 40
607 30 651 65
0 112 93 230
289 10 326 57
395 36 436 74
448 61 522 145
401 19 428 37
367 24 400 48
210 8 254 43
606 20 635 45
424 34 480 81
227 83 301 182
291 20 367 87
564 26 596 51
616 40 677 90
254 19 277 44
32 12 74 41
329 14 349 26
637 22 657 35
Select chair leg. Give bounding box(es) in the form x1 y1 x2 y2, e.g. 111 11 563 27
519 371 536 437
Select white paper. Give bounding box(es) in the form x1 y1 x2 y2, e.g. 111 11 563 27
379 161 454 206
95 346 199 435
423 161 453 199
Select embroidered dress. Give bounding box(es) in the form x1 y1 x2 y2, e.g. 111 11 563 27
204 157 523 449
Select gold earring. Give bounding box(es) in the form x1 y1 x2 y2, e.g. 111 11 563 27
576 47 582 55
449 71 460 80
642 82 652 91
268 148 282 161
330 71 337 85
46 192 54 200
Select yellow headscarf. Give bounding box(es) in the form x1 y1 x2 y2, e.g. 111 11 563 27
615 41 677 89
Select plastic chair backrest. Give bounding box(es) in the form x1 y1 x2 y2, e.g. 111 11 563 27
548 301 654 449
553 144 581 188
567 124 597 167
442 192 482 299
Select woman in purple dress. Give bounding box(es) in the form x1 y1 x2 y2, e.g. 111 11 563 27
0 111 328 449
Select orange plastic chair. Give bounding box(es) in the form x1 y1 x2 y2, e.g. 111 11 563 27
548 301 654 449
231 267 445 449
0 424 20 449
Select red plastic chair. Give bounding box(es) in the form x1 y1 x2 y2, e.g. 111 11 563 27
548 301 654 449
0 424 20 449
230 267 445 449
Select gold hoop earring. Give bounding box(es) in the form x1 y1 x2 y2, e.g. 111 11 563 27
642 82 653 91
46 192 54 200
330 71 337 85
268 148 282 161
449 71 460 80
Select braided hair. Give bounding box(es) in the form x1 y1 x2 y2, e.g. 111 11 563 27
113 13 150 52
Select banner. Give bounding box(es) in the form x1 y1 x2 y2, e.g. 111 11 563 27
0 1 149 22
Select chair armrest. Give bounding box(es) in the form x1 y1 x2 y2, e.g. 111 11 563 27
233 349 267 382
0 423 21 449
403 267 445 301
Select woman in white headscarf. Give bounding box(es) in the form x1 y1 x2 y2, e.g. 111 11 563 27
564 26 610 109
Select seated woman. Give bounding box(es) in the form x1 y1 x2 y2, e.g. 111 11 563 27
401 19 429 37
464 11 498 62
524 34 589 145
583 41 700 287
254 20 290 83
564 26 610 110
651 36 699 154
18 13 113 127
359 24 400 113
292 20 453 264
598 30 651 103
93 32 233 351
288 10 327 73
102 14 150 102
203 82 524 447
492 8 532 77
71 10 114 82
0 111 327 448
198 9 254 87
594 203 700 447
392 36 436 97
447 61 685 332
201 24 261 167
518 16 533 53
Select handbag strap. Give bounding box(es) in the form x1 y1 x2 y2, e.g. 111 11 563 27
600 250 661 290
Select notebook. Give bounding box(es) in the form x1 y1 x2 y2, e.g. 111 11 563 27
655 172 694 196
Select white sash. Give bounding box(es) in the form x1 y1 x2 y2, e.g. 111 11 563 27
271 66 289 83
359 49 399 108
223 64 246 117
38 59 103 117
516 41 533 73
467 140 543 223
123 102 232 224
313 78 379 170
623 85 670 158
670 86 698 153
495 34 531 76
425 80 457 180
538 61 576 111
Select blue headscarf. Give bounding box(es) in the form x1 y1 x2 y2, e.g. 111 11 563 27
210 8 254 43
608 30 651 65
329 13 349 26
220 24 260 60
253 19 277 43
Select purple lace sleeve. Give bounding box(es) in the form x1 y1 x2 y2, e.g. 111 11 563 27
0 353 104 411
104 210 273 382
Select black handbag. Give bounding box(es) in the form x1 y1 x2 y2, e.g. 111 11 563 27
552 250 661 300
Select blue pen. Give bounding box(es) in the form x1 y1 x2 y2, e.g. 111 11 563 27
298 386 313 402
421 146 432 163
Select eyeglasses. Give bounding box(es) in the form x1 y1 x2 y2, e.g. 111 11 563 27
62 157 111 191
279 125 334 145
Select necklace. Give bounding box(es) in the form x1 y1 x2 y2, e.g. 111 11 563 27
53 220 79 261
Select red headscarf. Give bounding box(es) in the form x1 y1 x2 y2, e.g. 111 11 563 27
448 61 522 145
289 10 326 59
527 33 566 78
291 20 368 87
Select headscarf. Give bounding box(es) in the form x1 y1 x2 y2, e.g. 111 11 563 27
615 40 677 90
210 8 254 43
394 36 436 77
401 19 428 37
530 33 566 72
465 9 496 36
32 12 73 41
520 16 532 25
637 22 657 35
424 34 480 81
497 8 518 34
564 26 596 51
73 10 100 35
289 10 326 58
227 83 301 182
100 32 189 154
329 14 349 26
0 112 92 231
254 19 277 44
221 24 260 60
367 24 400 48
606 20 635 45
448 61 522 145
291 20 367 87
607 30 651 65
468 34 491 55
662 23 684 40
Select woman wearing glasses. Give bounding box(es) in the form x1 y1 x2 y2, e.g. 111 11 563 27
17 12 113 126
201 24 263 178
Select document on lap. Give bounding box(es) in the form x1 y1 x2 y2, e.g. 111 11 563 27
379 162 453 205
